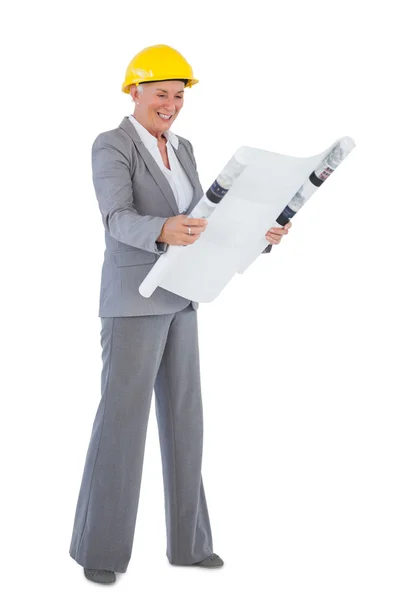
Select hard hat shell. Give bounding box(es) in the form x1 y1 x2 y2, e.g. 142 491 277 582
121 44 199 94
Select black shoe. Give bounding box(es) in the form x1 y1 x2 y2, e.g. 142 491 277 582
193 553 224 568
83 568 116 584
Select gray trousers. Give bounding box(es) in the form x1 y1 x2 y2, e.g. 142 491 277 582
69 305 213 573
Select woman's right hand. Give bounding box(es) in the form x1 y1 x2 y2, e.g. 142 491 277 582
157 215 208 246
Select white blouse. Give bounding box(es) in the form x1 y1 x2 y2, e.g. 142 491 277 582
128 115 193 213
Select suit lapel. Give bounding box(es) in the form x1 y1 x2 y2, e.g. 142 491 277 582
119 117 180 215
172 142 202 216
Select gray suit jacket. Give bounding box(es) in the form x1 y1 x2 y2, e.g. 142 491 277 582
92 116 271 317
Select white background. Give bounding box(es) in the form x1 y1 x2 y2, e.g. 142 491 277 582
1 0 399 598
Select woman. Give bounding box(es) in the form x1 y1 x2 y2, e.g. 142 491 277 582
69 44 291 585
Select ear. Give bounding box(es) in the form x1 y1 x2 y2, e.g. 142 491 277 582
129 84 139 103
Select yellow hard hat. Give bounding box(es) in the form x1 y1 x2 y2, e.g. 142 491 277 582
121 44 199 94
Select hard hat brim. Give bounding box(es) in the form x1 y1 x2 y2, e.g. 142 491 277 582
122 77 199 94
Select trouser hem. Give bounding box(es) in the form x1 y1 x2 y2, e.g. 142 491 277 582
69 550 128 574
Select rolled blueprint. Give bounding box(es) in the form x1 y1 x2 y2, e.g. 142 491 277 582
138 147 254 296
257 137 355 252
192 146 254 217
139 136 356 303
274 138 355 227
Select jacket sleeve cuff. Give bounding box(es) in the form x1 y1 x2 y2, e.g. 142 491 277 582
155 241 168 254
153 217 169 255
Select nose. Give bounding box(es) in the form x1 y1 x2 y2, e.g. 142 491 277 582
163 99 176 113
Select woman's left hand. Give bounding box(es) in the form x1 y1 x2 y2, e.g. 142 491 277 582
265 220 292 245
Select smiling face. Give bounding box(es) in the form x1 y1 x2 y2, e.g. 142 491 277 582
130 80 185 139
